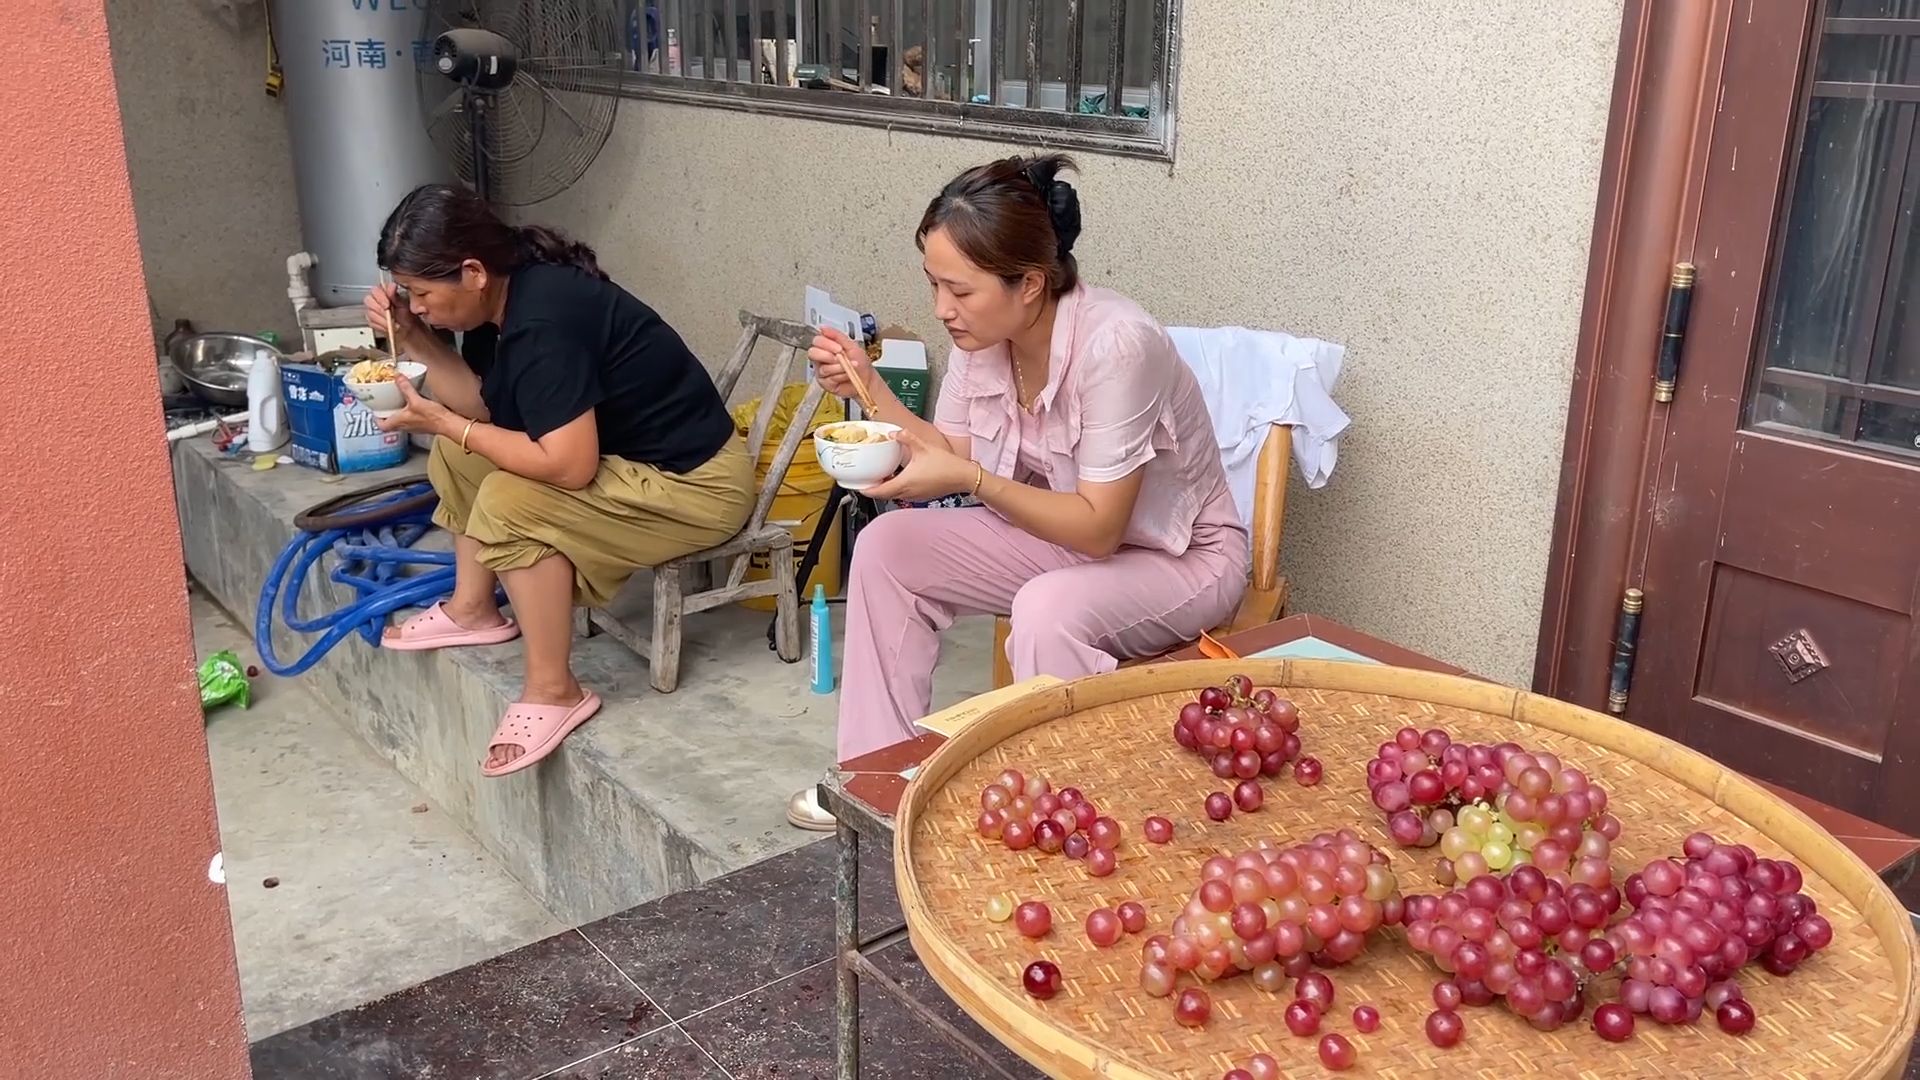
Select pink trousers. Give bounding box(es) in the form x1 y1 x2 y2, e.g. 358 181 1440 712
837 507 1249 761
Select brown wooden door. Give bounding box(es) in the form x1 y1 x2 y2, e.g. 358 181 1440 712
1634 0 1920 833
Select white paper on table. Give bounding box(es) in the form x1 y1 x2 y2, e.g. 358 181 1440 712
878 338 928 370
804 286 861 340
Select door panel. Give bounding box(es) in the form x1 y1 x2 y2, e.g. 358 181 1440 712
1696 565 1904 757
1632 0 1920 832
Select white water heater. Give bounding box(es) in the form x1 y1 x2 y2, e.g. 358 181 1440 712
271 0 448 305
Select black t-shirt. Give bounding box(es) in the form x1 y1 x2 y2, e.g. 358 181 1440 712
459 264 735 474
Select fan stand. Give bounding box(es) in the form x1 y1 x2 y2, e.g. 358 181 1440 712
466 92 492 204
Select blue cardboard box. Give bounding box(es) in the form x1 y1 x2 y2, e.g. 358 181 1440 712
281 353 410 474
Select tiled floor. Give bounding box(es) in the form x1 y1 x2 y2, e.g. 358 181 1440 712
250 835 1920 1079
249 839 1042 1080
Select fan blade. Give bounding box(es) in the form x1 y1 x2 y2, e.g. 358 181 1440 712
523 75 590 137
426 88 465 126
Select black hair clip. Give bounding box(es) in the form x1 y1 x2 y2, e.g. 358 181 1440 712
1022 160 1051 196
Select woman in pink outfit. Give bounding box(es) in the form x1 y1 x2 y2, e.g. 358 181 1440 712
787 155 1249 830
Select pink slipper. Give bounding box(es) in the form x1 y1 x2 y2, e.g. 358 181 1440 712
383 602 520 651
480 692 603 778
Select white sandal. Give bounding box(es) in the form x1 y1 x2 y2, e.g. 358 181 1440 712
786 786 837 831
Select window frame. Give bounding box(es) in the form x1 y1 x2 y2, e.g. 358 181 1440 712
591 0 1184 161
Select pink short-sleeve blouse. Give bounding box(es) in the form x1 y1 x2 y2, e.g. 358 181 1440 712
933 285 1245 558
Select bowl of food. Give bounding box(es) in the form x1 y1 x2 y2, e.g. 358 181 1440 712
813 420 903 491
341 358 428 418
169 332 284 408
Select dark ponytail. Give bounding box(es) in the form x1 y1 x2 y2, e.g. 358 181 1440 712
918 153 1082 296
512 224 604 279
377 184 606 281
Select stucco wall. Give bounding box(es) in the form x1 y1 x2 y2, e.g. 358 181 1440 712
541 0 1622 683
107 0 304 342
0 4 249 1078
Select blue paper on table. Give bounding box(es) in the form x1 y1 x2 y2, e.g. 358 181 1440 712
1248 636 1382 665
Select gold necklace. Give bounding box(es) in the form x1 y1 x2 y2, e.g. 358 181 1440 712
1010 347 1039 411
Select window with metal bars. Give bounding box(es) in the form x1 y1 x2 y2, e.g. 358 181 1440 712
602 0 1179 159
1748 3 1920 460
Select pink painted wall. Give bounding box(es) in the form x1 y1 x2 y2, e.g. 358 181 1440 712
0 4 250 1078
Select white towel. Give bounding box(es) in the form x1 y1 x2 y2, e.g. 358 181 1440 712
1167 325 1351 524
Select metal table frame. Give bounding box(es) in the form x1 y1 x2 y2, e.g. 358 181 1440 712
818 774 1030 1080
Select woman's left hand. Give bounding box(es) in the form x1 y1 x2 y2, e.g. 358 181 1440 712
865 426 978 503
374 376 458 437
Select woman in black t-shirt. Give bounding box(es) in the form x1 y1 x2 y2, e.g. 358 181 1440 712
365 184 751 778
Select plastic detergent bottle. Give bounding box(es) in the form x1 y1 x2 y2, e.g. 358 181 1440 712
810 584 834 694
246 346 289 453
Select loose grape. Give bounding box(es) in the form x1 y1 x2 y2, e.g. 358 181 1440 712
1715 998 1756 1035
1086 846 1118 877
1295 971 1335 1011
1425 1008 1465 1048
1317 1033 1356 1070
1293 756 1323 786
1283 999 1321 1036
1090 816 1123 850
1021 960 1061 999
1003 820 1033 851
1352 1004 1381 1033
1139 960 1175 997
1114 900 1147 934
1013 901 1052 938
1062 832 1091 860
1234 779 1265 812
1205 792 1233 821
1143 816 1174 844
1174 987 1212 1027
984 895 1014 922
1244 1053 1281 1080
1086 908 1123 947
1593 1002 1634 1042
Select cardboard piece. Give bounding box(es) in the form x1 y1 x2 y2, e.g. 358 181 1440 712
280 347 411 474
873 324 930 418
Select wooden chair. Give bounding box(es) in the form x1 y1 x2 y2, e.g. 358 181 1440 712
584 311 824 692
989 423 1293 688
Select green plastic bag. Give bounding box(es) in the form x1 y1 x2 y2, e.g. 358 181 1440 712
199 650 252 711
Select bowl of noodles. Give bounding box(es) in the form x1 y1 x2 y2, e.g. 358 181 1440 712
813 420 902 491
341 358 428 418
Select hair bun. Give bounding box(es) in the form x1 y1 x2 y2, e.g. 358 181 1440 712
1045 179 1082 257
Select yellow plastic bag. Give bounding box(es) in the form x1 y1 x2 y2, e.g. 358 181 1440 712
731 383 845 444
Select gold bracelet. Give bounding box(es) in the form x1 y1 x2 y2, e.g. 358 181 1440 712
460 419 478 451
970 463 985 497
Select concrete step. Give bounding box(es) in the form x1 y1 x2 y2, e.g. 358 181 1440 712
173 438 993 924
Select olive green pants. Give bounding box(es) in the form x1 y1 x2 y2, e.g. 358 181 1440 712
429 435 754 607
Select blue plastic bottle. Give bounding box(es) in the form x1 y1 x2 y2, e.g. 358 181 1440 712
810 584 834 694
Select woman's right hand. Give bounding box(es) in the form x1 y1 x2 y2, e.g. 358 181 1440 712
364 283 423 356
808 326 879 402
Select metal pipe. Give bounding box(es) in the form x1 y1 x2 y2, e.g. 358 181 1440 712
1063 0 1083 112
988 0 1006 103
922 0 936 98
857 0 871 88
1024 0 1041 108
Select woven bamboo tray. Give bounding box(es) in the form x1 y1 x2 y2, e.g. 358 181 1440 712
894 660 1920 1079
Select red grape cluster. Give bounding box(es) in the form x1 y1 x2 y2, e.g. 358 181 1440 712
1401 866 1625 1032
1139 831 1403 1004
1172 675 1304 787
1599 833 1831 1033
1366 728 1621 887
977 768 1123 877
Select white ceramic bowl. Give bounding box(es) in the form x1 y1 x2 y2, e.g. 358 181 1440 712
813 420 903 491
342 360 428 419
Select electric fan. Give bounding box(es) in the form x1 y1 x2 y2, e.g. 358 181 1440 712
416 0 626 206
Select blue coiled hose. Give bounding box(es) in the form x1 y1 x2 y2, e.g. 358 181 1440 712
254 480 460 677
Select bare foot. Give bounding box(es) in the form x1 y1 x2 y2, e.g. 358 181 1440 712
485 679 587 770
